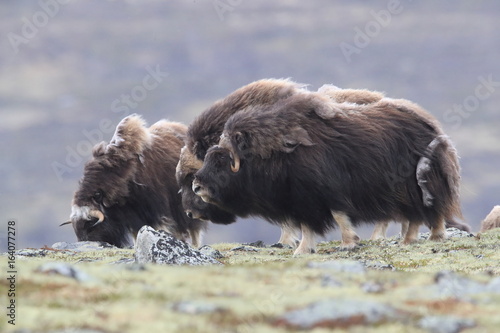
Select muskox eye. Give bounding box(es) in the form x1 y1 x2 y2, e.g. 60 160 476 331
93 191 103 202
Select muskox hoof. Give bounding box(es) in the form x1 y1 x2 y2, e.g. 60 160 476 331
292 247 316 257
429 232 447 242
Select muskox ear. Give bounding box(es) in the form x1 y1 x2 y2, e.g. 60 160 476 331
106 114 152 158
280 127 314 153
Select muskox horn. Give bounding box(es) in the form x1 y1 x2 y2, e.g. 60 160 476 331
220 134 241 173
89 209 105 226
59 221 72 227
230 151 240 173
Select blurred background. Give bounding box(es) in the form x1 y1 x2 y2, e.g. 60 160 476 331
1 0 499 249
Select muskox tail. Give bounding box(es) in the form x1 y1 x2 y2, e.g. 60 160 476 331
416 135 463 222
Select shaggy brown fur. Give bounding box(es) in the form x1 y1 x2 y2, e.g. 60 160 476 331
318 84 385 104
67 114 206 248
194 92 463 254
480 205 500 232
177 79 308 232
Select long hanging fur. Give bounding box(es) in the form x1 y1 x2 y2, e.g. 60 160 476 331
69 114 206 247
194 93 463 240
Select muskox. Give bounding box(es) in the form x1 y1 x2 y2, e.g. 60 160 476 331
192 92 463 255
322 85 470 239
176 78 309 246
480 205 500 232
63 114 206 248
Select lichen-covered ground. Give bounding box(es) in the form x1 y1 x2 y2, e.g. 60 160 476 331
1 229 500 333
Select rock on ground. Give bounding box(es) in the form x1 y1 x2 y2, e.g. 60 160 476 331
35 262 96 283
307 260 366 274
275 299 402 329
134 226 221 265
51 241 116 252
419 315 476 333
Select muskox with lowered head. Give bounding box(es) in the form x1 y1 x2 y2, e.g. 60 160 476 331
176 78 309 246
63 114 206 248
192 93 463 255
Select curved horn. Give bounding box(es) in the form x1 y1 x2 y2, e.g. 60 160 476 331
230 151 240 173
220 134 241 173
89 209 105 226
59 221 72 227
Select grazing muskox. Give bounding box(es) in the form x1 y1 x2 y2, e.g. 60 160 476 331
62 114 206 248
176 78 308 246
480 205 500 232
192 92 463 255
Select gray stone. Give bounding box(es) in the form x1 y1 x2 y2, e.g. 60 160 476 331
198 245 224 259
434 271 488 298
275 299 401 329
486 276 500 293
230 245 260 252
170 300 225 314
51 241 116 252
364 261 396 271
270 243 293 249
308 260 366 274
15 249 49 257
243 240 266 248
419 315 475 333
35 262 96 283
320 275 343 288
110 258 136 265
362 281 385 293
419 228 474 241
134 226 221 265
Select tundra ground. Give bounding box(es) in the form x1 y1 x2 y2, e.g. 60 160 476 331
1 229 499 333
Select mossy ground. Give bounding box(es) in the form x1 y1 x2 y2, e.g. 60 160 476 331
1 229 499 333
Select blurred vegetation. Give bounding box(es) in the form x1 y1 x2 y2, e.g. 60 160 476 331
0 0 499 248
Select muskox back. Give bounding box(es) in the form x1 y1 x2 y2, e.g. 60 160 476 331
194 93 463 254
67 114 206 248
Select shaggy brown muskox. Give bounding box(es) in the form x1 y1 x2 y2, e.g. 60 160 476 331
176 78 308 246
193 92 463 255
62 114 206 248
320 85 470 239
480 205 500 232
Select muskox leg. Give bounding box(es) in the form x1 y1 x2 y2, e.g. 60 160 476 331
402 222 421 245
278 223 300 248
332 211 360 249
429 219 447 242
293 224 316 256
370 221 389 240
400 221 409 238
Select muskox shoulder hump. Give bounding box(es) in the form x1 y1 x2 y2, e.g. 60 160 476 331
318 84 385 105
106 114 152 158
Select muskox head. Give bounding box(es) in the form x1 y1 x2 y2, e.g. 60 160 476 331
63 114 153 247
192 100 316 207
175 146 236 225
